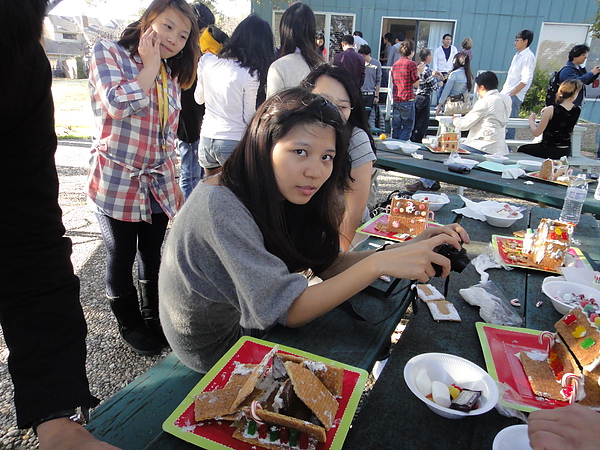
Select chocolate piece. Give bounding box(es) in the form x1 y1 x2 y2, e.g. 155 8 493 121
449 388 481 412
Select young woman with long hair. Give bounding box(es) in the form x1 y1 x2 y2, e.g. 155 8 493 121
435 52 474 115
194 14 274 177
266 2 324 97
518 79 583 159
302 64 377 250
88 0 200 356
158 88 469 373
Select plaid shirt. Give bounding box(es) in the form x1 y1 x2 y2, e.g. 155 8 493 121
88 39 180 223
415 63 439 96
391 57 419 102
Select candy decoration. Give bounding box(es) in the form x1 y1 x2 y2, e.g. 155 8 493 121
563 314 577 325
536 301 543 308
393 207 399 213
583 304 594 313
449 385 461 399
538 331 555 354
510 298 521 307
595 317 600 328
580 338 596 350
289 429 300 447
269 426 279 442
572 326 587 339
561 373 580 405
419 204 425 210
250 400 265 425
247 419 257 436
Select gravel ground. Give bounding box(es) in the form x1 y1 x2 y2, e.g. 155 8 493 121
0 139 597 449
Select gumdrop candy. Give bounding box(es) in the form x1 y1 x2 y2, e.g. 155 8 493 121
580 338 596 350
563 314 577 325
572 326 587 338
595 317 600 328
583 304 594 313
590 313 599 322
449 385 461 399
393 207 399 213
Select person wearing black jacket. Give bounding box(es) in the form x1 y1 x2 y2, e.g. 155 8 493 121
1 0 114 447
177 3 215 200
558 44 600 107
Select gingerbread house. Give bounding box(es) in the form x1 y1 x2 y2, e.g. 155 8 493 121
539 159 571 181
519 306 600 408
522 218 573 272
439 132 458 152
380 196 431 237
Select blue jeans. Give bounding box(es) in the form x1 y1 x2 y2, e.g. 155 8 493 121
392 101 415 140
199 136 238 169
506 96 522 140
178 139 203 201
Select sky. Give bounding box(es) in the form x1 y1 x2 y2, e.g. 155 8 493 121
51 0 250 21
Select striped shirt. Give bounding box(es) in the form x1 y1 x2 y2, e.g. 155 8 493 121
88 39 180 223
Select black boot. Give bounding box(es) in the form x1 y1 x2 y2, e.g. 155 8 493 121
138 280 168 345
108 291 165 356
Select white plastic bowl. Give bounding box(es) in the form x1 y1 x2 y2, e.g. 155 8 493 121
383 140 403 151
541 280 600 315
411 193 450 212
404 352 499 419
400 142 421 154
480 207 523 228
517 159 543 172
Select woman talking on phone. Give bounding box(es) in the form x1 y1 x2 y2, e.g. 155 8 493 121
88 0 199 355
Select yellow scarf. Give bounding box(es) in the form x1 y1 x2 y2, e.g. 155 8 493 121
155 62 169 150
200 28 223 55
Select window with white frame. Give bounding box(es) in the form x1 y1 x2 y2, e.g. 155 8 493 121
536 22 597 100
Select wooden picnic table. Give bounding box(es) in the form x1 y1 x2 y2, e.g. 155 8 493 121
374 147 600 216
344 207 600 450
88 197 465 448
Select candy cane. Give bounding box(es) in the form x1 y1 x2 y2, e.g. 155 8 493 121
561 373 580 405
250 400 265 425
538 331 555 354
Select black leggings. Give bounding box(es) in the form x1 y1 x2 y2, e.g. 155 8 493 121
95 213 169 297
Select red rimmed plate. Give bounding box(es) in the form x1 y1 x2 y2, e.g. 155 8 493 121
356 213 441 242
476 322 569 412
491 235 591 274
424 144 471 154
162 337 368 449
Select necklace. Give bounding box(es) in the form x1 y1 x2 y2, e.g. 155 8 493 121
155 61 169 150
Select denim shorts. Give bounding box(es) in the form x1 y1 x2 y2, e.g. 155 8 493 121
199 136 239 169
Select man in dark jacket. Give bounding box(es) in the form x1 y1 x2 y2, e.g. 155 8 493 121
333 35 365 88
558 44 600 107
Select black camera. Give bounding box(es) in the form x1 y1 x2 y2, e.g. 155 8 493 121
432 243 470 277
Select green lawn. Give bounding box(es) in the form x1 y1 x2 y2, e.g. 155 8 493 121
52 78 94 139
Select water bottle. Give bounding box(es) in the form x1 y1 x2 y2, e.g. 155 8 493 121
559 174 588 225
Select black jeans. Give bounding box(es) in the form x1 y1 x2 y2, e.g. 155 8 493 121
411 94 431 143
96 213 169 297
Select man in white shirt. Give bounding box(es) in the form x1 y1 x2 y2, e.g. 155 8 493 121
453 71 512 155
432 34 458 101
500 29 536 139
353 31 368 49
